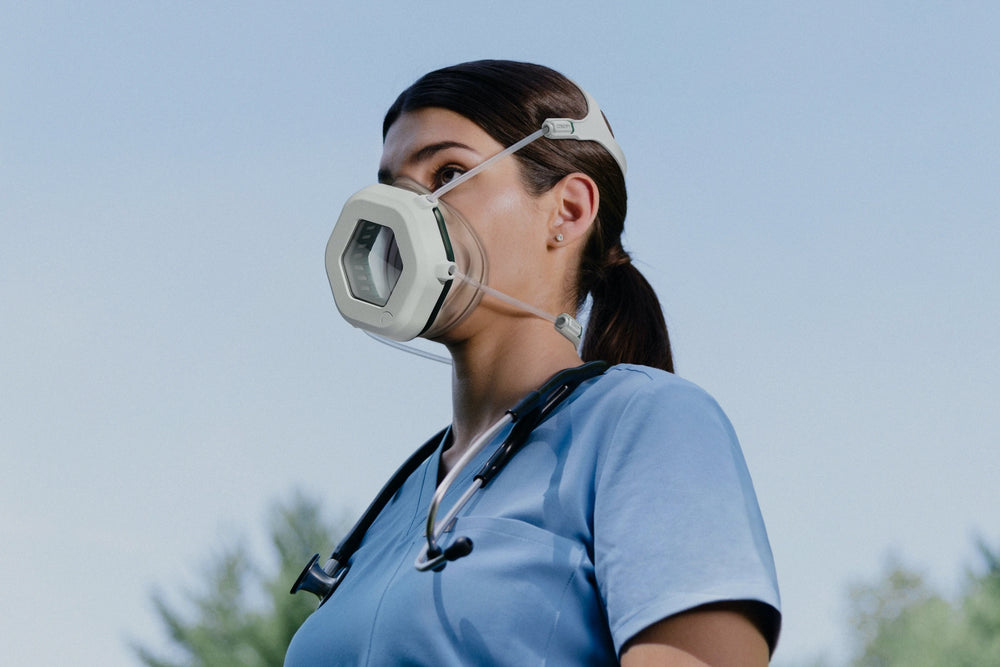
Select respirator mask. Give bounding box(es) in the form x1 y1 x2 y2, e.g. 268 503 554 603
325 84 627 352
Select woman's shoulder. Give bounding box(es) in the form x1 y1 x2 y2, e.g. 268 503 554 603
588 363 721 408
577 363 737 445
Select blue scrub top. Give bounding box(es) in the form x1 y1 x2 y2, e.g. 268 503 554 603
285 364 781 666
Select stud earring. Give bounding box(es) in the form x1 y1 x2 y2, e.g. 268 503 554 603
555 233 564 243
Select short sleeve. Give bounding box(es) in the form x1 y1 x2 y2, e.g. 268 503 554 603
592 370 781 654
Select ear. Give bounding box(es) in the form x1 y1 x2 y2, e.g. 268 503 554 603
547 173 599 249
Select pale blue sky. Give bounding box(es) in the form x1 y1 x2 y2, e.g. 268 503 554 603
2 2 998 665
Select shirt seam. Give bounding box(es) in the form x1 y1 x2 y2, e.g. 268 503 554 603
542 549 586 666
363 538 419 666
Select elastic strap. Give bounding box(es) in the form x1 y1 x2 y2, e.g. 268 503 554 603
426 128 547 202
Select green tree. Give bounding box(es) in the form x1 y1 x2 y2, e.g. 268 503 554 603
848 539 1000 667
134 492 344 667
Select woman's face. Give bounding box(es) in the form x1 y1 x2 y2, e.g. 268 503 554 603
380 108 558 336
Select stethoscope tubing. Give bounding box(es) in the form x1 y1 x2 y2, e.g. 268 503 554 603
291 361 610 603
414 361 610 571
416 414 512 571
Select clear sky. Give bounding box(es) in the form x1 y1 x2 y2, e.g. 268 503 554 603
2 2 998 665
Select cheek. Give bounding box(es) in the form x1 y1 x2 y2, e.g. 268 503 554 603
473 192 551 295
474 189 547 257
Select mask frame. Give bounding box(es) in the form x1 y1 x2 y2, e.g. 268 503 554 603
327 182 486 341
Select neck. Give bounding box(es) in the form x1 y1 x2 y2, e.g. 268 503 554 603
441 317 583 470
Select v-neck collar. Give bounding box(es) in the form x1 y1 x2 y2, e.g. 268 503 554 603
407 422 513 536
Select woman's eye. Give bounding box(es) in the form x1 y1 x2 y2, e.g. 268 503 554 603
433 165 465 188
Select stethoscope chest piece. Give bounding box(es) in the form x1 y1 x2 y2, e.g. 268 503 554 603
290 554 349 605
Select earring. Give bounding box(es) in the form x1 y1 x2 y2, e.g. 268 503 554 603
555 233 564 243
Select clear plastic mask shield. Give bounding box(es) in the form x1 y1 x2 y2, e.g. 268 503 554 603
342 220 402 308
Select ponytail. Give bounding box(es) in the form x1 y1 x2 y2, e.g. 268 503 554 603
579 246 673 373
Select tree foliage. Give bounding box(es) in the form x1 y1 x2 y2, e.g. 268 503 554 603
848 538 1000 667
134 492 344 667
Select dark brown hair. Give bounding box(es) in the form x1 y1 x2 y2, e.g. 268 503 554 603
384 60 672 372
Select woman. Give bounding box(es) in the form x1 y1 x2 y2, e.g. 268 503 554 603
286 60 780 666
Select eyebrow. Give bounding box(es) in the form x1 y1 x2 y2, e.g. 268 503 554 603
377 140 477 184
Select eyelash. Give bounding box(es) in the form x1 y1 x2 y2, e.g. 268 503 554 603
432 164 465 189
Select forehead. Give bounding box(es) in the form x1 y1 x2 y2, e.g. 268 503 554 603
380 108 502 172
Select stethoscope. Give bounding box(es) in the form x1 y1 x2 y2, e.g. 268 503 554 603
290 360 609 605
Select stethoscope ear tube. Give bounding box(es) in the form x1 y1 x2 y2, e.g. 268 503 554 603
415 414 512 572
415 360 611 572
292 361 610 602
479 360 610 486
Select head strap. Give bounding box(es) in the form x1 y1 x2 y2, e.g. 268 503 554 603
427 83 626 207
542 85 627 176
